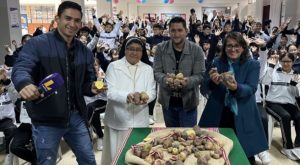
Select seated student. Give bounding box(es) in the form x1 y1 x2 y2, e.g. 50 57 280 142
0 69 19 164
10 101 37 165
84 58 107 151
262 52 300 160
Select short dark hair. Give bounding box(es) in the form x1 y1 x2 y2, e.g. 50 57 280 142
279 53 295 62
153 23 163 29
203 24 211 30
168 17 186 29
190 8 195 14
57 1 82 18
21 34 32 43
221 32 251 64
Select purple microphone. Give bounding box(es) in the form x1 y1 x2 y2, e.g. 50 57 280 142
38 73 64 96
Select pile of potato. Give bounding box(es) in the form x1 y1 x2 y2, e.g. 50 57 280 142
132 126 225 165
166 73 185 89
132 91 149 104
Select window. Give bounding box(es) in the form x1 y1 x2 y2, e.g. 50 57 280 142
21 5 55 23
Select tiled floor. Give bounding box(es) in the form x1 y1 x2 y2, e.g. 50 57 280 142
1 98 300 164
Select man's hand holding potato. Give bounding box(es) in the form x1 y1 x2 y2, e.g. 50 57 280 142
165 72 188 90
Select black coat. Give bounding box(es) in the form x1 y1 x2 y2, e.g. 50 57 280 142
12 31 96 127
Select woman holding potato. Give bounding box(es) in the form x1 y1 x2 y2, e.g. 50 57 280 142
198 32 268 164
101 37 156 164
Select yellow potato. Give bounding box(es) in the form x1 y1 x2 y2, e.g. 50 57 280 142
175 73 184 80
95 80 104 89
140 91 149 101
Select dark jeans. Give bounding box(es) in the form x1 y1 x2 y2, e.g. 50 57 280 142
10 123 37 165
87 100 106 138
266 102 300 149
257 103 269 142
162 106 197 127
0 118 16 153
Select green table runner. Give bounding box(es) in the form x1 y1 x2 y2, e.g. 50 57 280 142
115 128 250 165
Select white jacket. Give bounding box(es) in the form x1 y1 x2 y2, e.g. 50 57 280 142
0 81 19 121
262 66 300 104
104 58 156 130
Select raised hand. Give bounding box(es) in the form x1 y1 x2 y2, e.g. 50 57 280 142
215 29 223 36
268 56 278 65
254 38 266 47
194 34 200 44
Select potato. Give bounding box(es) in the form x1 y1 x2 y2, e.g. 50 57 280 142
178 151 187 161
143 143 152 152
166 77 174 85
204 141 213 150
172 141 180 148
133 92 141 103
145 155 155 164
175 73 184 80
94 80 104 90
140 91 149 102
174 79 181 86
174 160 184 165
141 150 149 159
163 138 173 149
172 148 179 155
221 72 235 83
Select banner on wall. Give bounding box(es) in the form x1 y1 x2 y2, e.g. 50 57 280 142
10 7 20 28
21 14 28 35
161 13 186 21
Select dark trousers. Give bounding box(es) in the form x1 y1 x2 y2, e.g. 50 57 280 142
219 107 257 165
87 100 106 138
0 118 16 154
266 102 300 149
148 98 156 116
257 103 269 142
10 123 36 164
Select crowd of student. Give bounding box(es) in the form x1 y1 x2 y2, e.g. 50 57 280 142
1 1 300 164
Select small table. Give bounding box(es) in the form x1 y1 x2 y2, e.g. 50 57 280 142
114 128 250 165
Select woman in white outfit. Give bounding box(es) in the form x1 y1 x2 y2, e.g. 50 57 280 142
101 37 156 164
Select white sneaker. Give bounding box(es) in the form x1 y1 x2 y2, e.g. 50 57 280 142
291 147 300 159
3 154 13 165
97 138 103 151
149 115 155 125
258 151 271 164
281 148 299 160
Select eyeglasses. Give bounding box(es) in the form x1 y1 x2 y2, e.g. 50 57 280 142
226 45 241 50
280 60 293 64
126 48 143 53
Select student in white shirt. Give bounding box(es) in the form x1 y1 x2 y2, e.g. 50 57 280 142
262 53 300 160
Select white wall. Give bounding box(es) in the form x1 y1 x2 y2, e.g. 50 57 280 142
136 5 202 22
0 0 22 64
284 0 299 27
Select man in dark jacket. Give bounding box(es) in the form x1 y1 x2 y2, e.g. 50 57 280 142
12 1 105 165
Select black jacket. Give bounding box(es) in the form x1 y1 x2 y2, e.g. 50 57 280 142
12 31 96 127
